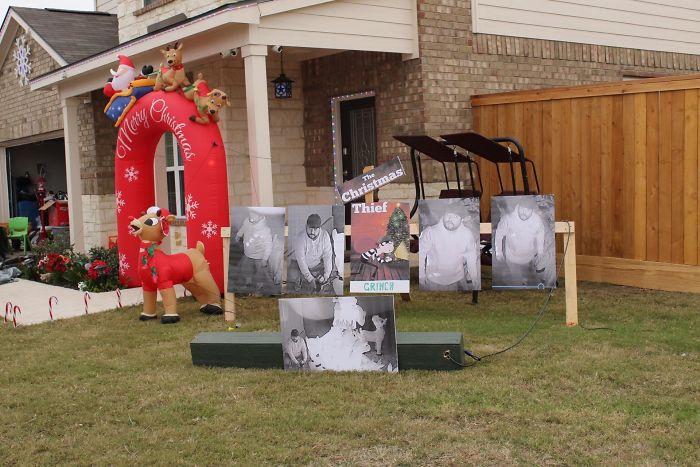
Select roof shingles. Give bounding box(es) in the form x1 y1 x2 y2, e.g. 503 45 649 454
11 7 118 64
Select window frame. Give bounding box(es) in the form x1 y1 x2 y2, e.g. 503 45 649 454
165 133 185 218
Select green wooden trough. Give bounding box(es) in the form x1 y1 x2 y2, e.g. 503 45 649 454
191 331 465 371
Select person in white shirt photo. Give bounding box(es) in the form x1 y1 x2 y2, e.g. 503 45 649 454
420 202 480 291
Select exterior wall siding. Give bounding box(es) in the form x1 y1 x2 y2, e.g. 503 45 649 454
0 30 62 144
472 0 700 56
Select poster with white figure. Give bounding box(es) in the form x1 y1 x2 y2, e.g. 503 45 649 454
228 207 285 295
419 198 481 291
286 205 344 295
491 195 556 289
279 296 398 372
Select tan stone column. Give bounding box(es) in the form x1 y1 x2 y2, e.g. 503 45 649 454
241 44 274 206
0 147 9 223
61 97 85 252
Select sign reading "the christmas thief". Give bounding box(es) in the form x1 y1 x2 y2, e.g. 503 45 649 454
340 158 405 204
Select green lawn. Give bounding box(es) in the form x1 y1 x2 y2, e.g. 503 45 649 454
1 281 698 465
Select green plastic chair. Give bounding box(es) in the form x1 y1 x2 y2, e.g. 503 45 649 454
8 217 29 253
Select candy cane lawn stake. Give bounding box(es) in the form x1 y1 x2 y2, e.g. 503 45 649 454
12 305 21 328
4 302 11 323
84 292 91 315
116 289 123 308
49 296 58 320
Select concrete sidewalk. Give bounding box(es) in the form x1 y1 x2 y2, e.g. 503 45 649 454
1 279 185 326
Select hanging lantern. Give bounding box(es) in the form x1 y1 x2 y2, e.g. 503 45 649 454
271 49 293 99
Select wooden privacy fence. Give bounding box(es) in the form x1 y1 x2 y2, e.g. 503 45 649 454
472 73 700 292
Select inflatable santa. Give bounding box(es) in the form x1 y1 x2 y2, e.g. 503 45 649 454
103 55 139 98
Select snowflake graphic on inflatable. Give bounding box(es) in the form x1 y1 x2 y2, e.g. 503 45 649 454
124 166 139 182
116 191 125 213
13 35 31 86
201 220 218 238
184 193 199 219
119 253 130 274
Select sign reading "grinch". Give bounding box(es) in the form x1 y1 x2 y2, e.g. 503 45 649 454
340 158 405 203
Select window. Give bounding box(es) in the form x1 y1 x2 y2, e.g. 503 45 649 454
165 133 185 217
143 0 158 6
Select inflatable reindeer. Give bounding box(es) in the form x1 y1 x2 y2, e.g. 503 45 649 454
129 207 222 323
154 42 190 92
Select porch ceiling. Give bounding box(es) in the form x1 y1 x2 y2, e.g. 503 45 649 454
31 0 418 98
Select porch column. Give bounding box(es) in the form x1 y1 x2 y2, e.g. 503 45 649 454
241 44 274 206
61 97 85 252
0 147 9 223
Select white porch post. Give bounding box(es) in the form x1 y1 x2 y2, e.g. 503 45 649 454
241 44 274 206
61 97 85 252
0 147 9 223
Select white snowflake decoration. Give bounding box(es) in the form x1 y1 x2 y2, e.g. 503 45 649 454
201 220 218 239
13 35 31 86
119 253 130 274
116 191 125 213
184 193 199 220
124 166 139 182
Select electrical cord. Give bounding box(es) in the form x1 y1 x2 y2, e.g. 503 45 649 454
446 220 571 366
578 323 615 331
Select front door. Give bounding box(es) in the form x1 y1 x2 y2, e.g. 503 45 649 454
340 96 376 233
340 97 377 183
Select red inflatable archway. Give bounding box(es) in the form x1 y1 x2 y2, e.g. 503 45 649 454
114 91 229 291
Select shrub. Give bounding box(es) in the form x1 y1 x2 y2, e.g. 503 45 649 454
21 240 121 292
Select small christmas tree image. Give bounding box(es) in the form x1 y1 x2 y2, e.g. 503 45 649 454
385 204 410 261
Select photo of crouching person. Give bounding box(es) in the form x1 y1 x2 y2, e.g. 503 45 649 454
286 205 345 295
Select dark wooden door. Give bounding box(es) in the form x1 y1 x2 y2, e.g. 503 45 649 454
340 97 377 182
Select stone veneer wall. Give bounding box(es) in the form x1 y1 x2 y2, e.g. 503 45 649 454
77 90 120 249
0 29 62 144
195 56 332 208
302 0 700 189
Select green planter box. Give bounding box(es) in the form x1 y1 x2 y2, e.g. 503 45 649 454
191 331 465 371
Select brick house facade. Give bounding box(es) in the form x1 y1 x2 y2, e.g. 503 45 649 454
6 0 700 260
303 0 700 195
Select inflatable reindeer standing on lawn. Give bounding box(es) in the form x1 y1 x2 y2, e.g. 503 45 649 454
129 207 223 323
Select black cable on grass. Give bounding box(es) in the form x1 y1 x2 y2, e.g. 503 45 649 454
457 221 571 362
578 323 615 331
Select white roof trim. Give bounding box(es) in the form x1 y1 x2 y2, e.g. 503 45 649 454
0 9 68 69
258 0 334 16
30 2 261 91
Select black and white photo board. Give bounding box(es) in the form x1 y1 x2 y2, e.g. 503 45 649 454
419 198 481 291
491 195 556 289
279 296 398 372
228 207 285 295
287 205 344 295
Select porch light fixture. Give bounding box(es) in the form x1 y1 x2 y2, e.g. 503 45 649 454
271 48 293 99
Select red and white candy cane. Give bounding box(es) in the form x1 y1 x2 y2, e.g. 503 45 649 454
5 302 12 323
49 296 58 320
116 289 123 308
12 305 21 328
84 292 91 315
